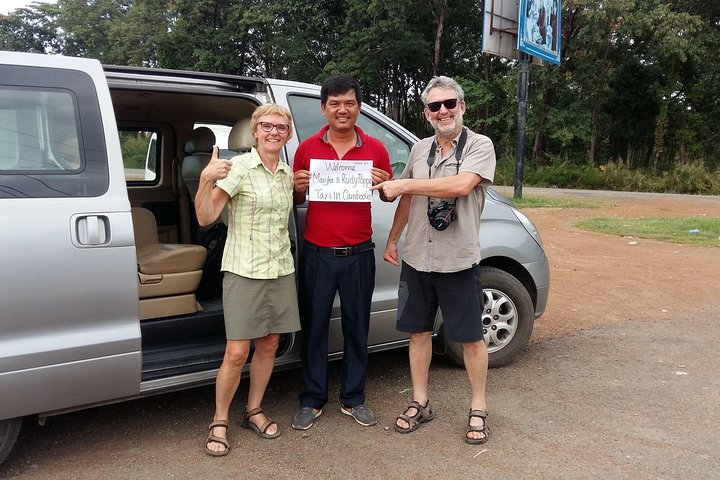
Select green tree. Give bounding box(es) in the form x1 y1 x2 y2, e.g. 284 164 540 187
3 0 719 176
106 0 170 66
57 0 129 61
0 3 62 53
328 0 433 130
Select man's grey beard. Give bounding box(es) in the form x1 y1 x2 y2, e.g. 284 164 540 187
432 112 464 139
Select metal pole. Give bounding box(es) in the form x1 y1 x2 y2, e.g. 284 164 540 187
514 53 531 199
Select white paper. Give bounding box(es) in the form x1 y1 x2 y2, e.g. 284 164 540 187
308 159 373 202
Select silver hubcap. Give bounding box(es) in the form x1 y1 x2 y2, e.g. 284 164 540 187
482 288 518 354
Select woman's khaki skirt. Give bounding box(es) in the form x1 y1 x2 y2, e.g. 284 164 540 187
222 272 300 340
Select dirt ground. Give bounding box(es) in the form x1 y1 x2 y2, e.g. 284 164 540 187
506 187 720 343
2 188 719 479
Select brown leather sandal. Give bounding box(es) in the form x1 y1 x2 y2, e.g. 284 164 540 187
465 409 489 444
394 400 435 433
241 407 281 439
205 420 230 456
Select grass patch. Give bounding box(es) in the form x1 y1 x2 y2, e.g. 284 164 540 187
512 196 604 209
576 216 720 247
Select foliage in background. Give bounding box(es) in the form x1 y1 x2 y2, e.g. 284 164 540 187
2 0 719 194
495 159 720 195
118 131 151 169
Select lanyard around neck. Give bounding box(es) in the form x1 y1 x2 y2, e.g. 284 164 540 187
426 127 468 208
426 127 468 174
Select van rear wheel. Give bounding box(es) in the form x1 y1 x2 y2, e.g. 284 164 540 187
0 417 22 466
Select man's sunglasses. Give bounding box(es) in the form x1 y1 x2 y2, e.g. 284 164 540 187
426 98 458 112
259 121 290 134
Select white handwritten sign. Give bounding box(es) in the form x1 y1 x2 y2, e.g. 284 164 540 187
308 159 373 202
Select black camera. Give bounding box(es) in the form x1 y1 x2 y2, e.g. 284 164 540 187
427 200 457 231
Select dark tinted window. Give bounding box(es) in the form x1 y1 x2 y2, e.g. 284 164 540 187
0 65 109 198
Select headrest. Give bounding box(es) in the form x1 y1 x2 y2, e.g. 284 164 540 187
184 127 215 155
228 118 254 153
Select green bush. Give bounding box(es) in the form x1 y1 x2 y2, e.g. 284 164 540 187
496 157 720 195
494 158 516 186
119 132 152 169
598 162 650 192
655 162 720 195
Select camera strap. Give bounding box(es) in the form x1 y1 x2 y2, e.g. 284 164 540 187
426 127 468 208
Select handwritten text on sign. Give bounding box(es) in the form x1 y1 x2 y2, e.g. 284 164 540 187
309 159 373 202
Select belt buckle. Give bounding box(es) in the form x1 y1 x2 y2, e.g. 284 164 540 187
332 247 351 256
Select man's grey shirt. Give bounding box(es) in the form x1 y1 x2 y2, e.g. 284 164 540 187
399 128 496 273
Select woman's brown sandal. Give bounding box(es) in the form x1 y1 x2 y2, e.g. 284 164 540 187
205 420 230 456
241 407 281 439
394 400 435 433
465 409 489 444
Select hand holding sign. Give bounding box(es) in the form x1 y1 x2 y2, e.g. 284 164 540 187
294 169 311 194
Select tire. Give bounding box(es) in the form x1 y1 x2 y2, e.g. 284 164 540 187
445 266 535 368
0 417 22 466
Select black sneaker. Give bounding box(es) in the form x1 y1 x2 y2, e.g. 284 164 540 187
292 406 322 430
340 404 377 426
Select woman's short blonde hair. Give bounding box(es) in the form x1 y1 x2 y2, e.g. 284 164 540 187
250 103 294 140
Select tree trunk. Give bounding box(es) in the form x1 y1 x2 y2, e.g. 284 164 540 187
652 103 668 171
532 85 556 164
679 141 686 165
532 131 544 163
430 0 448 76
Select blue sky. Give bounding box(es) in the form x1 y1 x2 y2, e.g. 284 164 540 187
1 0 57 15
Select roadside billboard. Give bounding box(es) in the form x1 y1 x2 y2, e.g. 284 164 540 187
518 0 562 65
482 0 520 60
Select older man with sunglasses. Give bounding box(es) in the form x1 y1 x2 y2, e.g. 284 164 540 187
372 76 496 444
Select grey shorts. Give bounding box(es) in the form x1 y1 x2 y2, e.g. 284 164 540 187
396 262 485 343
222 271 301 340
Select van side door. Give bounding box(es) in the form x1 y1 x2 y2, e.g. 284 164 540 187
0 53 141 420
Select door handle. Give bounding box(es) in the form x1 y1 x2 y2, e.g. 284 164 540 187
75 215 110 245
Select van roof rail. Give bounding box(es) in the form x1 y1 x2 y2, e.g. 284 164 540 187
102 65 267 94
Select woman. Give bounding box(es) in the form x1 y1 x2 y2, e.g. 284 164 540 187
195 104 300 456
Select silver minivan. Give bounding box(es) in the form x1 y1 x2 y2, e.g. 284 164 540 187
0 51 549 464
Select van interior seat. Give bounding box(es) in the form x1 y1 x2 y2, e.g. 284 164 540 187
228 118 254 154
181 126 237 225
131 207 207 320
181 126 216 204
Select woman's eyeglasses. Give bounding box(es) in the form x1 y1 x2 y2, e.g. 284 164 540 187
426 98 458 112
258 121 290 134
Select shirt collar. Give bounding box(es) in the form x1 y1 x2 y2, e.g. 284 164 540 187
434 128 464 148
249 146 291 174
319 124 364 148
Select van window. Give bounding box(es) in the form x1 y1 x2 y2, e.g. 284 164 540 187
286 95 328 143
0 89 81 173
121 129 159 182
355 113 411 177
0 66 109 198
286 94 410 176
